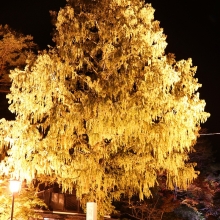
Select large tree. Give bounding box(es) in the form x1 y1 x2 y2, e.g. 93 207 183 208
0 0 209 216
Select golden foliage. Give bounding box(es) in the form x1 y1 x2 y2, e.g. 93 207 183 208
0 0 209 216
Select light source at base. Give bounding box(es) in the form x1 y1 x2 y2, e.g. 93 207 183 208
9 180 21 220
9 180 21 194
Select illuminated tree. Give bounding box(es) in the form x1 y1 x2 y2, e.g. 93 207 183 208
0 0 209 216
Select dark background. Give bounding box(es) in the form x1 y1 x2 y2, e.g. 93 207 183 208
0 0 220 156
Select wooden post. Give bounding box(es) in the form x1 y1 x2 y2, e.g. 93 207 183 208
86 202 97 220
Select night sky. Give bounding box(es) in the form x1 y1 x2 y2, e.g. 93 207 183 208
1 1 220 153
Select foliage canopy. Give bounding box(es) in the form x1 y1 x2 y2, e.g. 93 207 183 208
0 0 209 215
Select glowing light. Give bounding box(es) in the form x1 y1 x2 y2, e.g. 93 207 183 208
9 180 21 194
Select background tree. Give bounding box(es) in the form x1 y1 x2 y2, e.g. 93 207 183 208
0 25 36 91
0 0 209 216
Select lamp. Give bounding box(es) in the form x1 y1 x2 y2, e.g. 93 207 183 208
9 180 21 220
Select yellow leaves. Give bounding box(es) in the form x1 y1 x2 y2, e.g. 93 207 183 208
56 6 75 28
124 7 135 18
138 4 155 24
